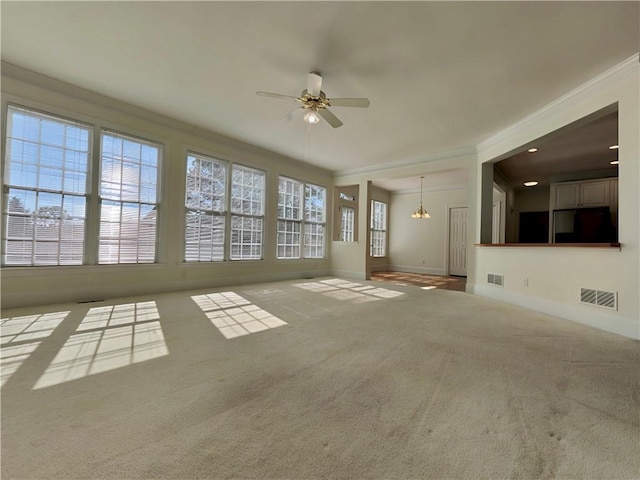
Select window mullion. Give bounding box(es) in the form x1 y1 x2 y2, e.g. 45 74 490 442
224 162 232 261
32 190 39 265
86 127 101 265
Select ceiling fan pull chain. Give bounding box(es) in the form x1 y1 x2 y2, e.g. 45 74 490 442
304 121 312 162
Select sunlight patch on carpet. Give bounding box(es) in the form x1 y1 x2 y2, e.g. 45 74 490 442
294 278 405 302
1 311 69 387
192 292 287 339
33 302 168 390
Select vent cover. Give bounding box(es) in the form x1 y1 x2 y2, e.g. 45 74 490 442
487 273 503 287
580 288 617 310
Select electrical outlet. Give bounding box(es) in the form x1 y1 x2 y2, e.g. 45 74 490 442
524 278 529 287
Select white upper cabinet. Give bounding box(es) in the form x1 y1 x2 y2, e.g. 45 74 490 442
552 178 612 209
554 182 580 209
580 180 610 207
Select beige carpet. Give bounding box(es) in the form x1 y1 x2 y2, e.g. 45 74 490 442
1 277 638 479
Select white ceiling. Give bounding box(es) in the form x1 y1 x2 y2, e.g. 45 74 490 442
1 2 638 186
373 169 469 193
496 110 619 190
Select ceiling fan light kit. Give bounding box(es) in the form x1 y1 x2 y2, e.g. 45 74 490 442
303 110 320 124
257 71 370 128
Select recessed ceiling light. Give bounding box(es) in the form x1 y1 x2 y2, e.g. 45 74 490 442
609 145 619 150
527 148 538 153
524 181 538 187
610 160 619 165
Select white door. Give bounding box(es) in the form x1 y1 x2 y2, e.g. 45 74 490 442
449 207 468 276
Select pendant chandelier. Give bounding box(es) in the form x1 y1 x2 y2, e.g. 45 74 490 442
411 176 431 219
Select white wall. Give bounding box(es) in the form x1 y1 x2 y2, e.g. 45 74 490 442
333 151 475 281
514 186 550 213
389 188 468 275
472 55 639 339
1 66 333 308
330 179 370 279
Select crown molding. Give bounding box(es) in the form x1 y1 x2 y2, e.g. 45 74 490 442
390 183 468 195
334 146 476 179
476 53 639 156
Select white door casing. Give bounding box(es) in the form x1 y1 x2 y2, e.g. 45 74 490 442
492 201 501 244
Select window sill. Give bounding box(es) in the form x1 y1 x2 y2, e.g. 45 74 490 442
475 243 621 250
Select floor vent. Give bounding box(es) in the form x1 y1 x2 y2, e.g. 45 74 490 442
487 273 503 287
580 288 617 310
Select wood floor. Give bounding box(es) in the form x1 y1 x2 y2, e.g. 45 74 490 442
371 271 466 292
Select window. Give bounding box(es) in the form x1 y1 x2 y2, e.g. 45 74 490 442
184 154 226 261
277 177 302 259
2 106 163 266
183 157 265 262
304 183 326 258
370 200 387 257
3 106 90 265
341 206 355 242
277 177 326 259
99 132 160 264
230 165 265 260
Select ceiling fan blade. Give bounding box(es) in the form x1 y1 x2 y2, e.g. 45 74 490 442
256 91 299 101
281 107 303 122
317 108 343 128
307 72 322 97
329 98 370 108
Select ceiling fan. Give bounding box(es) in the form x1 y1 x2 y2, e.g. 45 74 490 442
256 71 370 128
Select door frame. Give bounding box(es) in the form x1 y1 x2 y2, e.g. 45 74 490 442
445 204 468 276
493 183 506 243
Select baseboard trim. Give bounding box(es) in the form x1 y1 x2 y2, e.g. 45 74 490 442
370 264 390 273
330 269 367 280
167 269 333 292
470 283 639 340
388 265 447 276
2 270 332 309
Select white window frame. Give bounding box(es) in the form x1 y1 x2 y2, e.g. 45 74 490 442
184 153 227 262
277 176 303 259
370 200 387 257
341 206 355 242
2 105 91 266
303 183 326 259
230 164 265 260
2 105 164 267
98 130 161 264
183 155 266 262
276 177 326 259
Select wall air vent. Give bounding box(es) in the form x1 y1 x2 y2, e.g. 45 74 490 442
580 288 617 310
487 273 504 287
